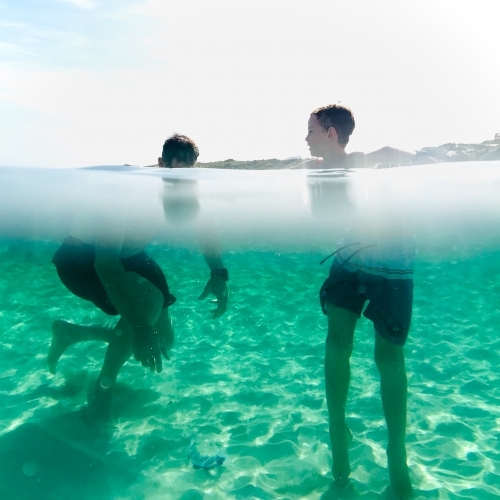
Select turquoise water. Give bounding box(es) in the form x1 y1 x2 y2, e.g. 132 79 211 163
1 238 499 499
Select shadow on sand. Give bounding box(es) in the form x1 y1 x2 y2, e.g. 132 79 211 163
0 409 140 500
319 479 440 500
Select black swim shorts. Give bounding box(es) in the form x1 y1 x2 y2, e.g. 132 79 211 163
53 236 176 315
320 260 413 345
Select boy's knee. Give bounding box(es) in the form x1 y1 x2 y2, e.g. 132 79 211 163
374 346 404 373
326 333 353 358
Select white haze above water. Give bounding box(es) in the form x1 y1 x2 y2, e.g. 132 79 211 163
2 163 500 257
1 1 499 167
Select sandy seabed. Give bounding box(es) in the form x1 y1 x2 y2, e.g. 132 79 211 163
0 241 499 499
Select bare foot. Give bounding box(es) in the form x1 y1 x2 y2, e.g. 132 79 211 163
331 424 353 487
387 445 414 500
48 320 77 374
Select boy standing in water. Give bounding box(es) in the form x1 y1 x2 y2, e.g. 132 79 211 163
306 105 414 499
49 134 229 418
304 105 414 169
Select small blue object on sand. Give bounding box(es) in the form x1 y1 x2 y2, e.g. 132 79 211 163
188 443 225 471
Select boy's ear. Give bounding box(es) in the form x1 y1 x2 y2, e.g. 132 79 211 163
158 157 165 167
327 126 339 142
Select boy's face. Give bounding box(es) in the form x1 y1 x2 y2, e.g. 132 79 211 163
158 157 195 168
305 115 338 158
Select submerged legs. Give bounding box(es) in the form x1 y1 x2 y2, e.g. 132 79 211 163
87 319 134 419
48 319 131 418
48 314 172 419
325 303 357 486
374 333 413 499
324 304 413 498
48 320 115 374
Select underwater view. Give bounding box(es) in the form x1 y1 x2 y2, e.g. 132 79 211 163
1 163 499 499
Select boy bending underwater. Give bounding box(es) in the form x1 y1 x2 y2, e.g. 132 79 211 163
49 134 229 418
306 105 415 499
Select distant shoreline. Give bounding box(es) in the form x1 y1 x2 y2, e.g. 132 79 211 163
145 136 500 170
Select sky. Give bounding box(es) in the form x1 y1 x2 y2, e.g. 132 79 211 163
0 0 499 167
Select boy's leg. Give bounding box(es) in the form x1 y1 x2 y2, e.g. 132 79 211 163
48 320 115 374
88 319 134 419
88 275 164 418
374 332 413 499
325 302 357 486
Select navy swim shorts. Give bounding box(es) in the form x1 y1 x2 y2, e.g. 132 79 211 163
53 236 176 315
320 261 413 345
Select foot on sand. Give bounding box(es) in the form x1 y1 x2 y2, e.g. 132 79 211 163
387 445 414 500
48 320 77 374
86 377 113 421
331 424 353 487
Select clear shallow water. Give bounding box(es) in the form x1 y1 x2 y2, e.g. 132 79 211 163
1 164 500 499
1 242 499 499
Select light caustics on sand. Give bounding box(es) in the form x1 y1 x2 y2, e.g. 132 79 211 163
2 162 500 256
1 163 500 499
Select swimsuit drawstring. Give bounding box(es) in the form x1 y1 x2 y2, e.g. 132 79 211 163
331 244 378 274
320 242 378 278
319 242 361 265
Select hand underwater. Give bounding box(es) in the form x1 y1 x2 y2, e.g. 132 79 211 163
198 276 228 319
132 326 163 373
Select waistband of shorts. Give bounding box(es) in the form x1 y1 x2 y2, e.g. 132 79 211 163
333 256 414 280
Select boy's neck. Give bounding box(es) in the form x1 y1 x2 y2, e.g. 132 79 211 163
322 148 347 168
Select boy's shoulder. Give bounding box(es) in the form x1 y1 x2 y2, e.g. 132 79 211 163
345 152 367 168
345 148 416 168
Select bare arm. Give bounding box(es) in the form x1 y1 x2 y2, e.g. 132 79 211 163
161 177 229 318
197 214 229 318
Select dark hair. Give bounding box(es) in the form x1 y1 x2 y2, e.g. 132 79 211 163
311 104 355 147
162 133 199 167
